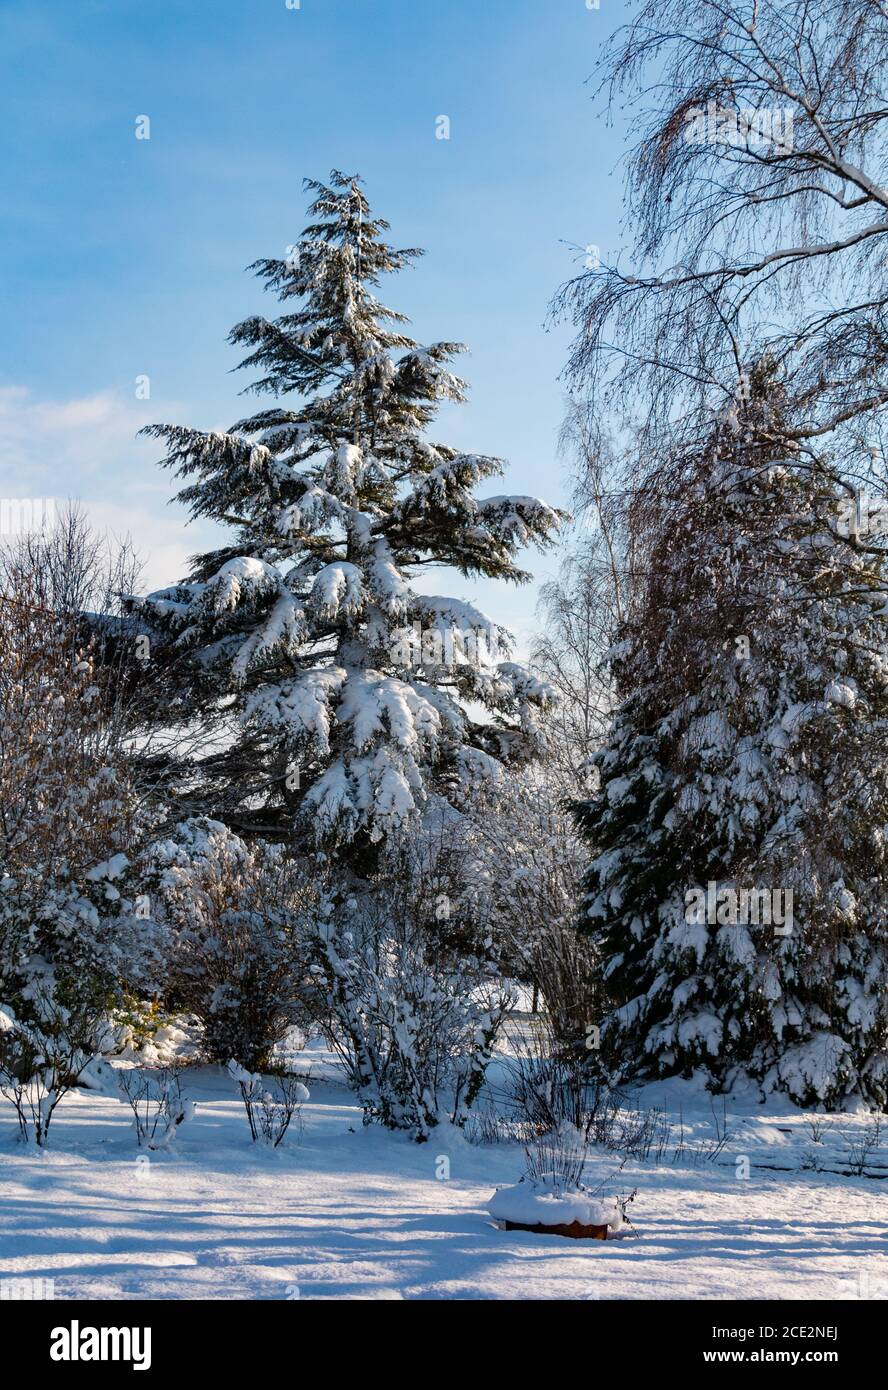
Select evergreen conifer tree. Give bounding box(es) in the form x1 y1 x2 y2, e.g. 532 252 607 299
131 172 564 856
577 364 888 1107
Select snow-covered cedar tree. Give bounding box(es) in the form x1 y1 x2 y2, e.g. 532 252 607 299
312 823 513 1140
127 171 564 859
146 818 317 1071
0 559 162 1145
576 363 888 1109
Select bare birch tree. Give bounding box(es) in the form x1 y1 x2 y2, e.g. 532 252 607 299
555 0 888 488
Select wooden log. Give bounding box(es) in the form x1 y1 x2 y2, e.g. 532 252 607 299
503 1218 608 1240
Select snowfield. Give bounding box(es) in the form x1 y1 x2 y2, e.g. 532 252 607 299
1 1055 886 1301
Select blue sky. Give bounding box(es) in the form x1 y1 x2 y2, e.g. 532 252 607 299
0 0 628 644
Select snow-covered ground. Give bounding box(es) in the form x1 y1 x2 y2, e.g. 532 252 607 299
1 1055 886 1301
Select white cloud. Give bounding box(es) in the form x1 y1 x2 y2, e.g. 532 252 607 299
0 386 137 480
0 385 221 592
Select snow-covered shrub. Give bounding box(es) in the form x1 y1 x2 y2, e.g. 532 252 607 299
117 1065 195 1150
0 548 164 1146
490 1006 621 1154
227 1060 309 1147
313 834 513 1140
458 771 597 1058
0 999 89 1147
110 1000 200 1065
0 867 159 1149
147 819 317 1071
499 1047 616 1142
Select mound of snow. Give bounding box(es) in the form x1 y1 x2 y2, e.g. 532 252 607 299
77 1058 119 1095
488 1175 624 1231
825 680 856 709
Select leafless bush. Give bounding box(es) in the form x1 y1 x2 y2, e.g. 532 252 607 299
840 1114 885 1177
496 1053 678 1164
705 1098 733 1163
117 1065 195 1150
462 1102 531 1147
0 512 165 1149
521 1129 591 1190
488 1016 729 1170
149 821 318 1071
489 1014 616 1143
227 1061 310 1148
515 1137 639 1234
614 1103 672 1163
670 1101 734 1167
313 834 512 1141
499 1049 617 1141
0 993 106 1147
459 775 598 1059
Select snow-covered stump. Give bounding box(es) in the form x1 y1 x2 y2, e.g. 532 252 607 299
488 1176 626 1241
